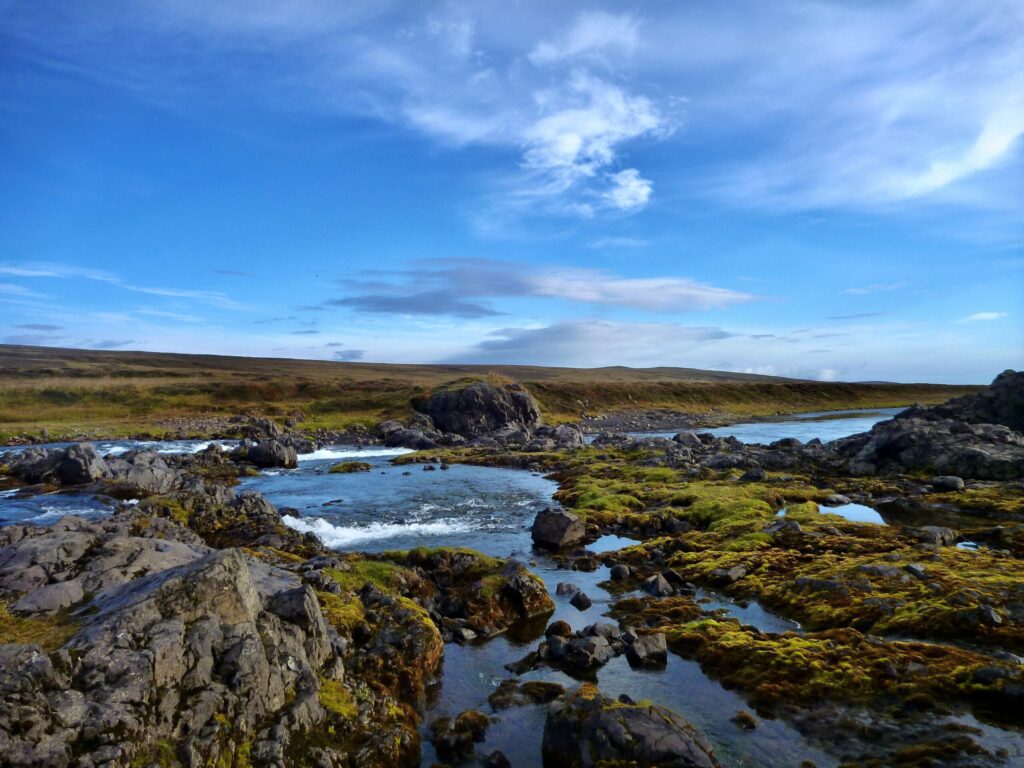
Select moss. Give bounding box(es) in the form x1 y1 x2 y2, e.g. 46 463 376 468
651 616 1022 712
0 603 78 650
323 559 407 594
319 678 359 719
130 740 180 768
317 590 366 634
329 461 373 474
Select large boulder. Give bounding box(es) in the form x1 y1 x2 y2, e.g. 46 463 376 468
244 439 298 469
6 443 112 486
833 372 1024 480
0 515 339 768
542 685 719 768
531 508 586 549
414 382 542 439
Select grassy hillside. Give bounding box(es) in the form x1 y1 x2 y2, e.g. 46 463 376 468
0 345 980 442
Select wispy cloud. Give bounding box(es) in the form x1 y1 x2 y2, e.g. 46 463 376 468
962 311 1007 322
842 282 907 296
449 319 733 366
0 262 241 309
330 258 754 317
827 312 887 320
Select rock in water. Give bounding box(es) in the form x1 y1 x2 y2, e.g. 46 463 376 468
246 439 299 468
531 508 586 549
542 684 719 767
415 381 542 438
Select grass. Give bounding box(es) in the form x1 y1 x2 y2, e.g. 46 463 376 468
0 344 977 442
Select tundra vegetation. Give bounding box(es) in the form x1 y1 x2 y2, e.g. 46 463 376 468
0 356 1020 767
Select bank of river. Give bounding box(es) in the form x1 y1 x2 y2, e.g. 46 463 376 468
2 408 1020 766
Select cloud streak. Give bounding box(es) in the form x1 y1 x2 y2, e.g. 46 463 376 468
328 259 754 317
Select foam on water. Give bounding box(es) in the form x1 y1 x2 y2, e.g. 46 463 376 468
297 447 415 462
282 514 478 547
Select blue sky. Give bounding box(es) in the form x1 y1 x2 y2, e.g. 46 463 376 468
1 1 1021 383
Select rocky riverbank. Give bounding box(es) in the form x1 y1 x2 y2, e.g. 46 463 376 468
1 372 1022 767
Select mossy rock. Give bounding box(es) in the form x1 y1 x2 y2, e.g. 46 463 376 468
329 461 373 474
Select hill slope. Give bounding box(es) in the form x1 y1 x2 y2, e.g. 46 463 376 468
0 345 980 442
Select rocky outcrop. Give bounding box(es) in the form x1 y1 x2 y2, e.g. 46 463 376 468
531 508 585 549
542 684 719 768
414 382 542 439
387 548 554 641
4 444 184 495
831 371 1024 480
0 513 343 768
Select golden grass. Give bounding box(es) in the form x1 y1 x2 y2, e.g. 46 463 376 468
0 344 977 441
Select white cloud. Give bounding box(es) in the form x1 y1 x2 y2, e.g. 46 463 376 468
842 281 907 296
603 169 652 210
963 311 1007 322
527 270 750 311
529 12 640 65
0 283 43 297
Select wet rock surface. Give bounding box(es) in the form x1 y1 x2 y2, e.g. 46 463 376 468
542 684 720 768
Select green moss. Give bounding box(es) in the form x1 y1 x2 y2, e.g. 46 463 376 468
0 603 78 650
324 559 406 593
130 740 180 768
319 678 359 719
329 461 373 474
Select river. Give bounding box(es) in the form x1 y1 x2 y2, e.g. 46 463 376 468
2 407 1020 766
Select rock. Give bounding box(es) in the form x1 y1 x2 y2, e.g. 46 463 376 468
415 381 542 439
625 632 668 668
912 526 959 547
642 574 674 597
0 543 336 767
489 679 565 710
731 710 758 730
709 564 748 586
609 564 631 581
431 709 490 760
531 508 586 549
563 636 614 670
739 468 767 482
903 563 928 580
383 427 438 450
555 582 579 596
328 461 372 473
246 439 298 469
546 620 573 638
570 591 593 611
57 443 111 484
823 494 851 506
542 685 719 768
763 518 802 535
931 475 966 492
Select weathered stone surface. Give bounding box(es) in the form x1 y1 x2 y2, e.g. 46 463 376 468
531 508 585 549
625 632 668 668
542 685 719 768
415 381 542 439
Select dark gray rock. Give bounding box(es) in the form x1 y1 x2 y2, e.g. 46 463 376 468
625 632 668 668
246 439 298 469
569 591 593 611
415 381 542 439
542 686 719 767
531 508 585 549
931 475 965 492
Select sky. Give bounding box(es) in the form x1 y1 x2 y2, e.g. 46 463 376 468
0 1 1022 383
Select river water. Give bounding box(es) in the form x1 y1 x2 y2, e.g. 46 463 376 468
2 408 1020 766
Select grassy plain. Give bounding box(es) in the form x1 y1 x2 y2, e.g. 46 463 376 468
0 344 979 442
